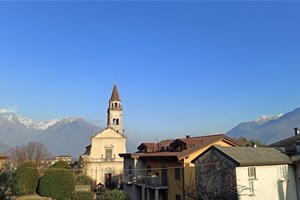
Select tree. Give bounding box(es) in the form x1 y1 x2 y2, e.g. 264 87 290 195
38 161 75 200
236 136 266 147
0 163 15 200
9 141 52 175
11 161 39 195
9 141 52 167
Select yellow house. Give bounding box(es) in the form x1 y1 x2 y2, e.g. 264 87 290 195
120 134 242 200
0 153 8 168
80 82 126 187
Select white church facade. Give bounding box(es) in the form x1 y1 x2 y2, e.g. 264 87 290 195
79 82 126 186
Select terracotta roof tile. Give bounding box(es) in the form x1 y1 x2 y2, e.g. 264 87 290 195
0 153 8 158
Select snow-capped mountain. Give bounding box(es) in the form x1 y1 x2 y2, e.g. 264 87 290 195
0 113 102 158
0 113 78 130
227 108 300 144
255 114 283 125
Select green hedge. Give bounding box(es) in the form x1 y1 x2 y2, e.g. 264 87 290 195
38 161 75 200
99 189 129 200
11 161 39 195
75 174 95 191
73 191 94 200
0 163 14 200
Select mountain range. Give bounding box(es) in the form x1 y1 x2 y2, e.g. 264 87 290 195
0 113 136 159
227 107 300 144
2 107 300 158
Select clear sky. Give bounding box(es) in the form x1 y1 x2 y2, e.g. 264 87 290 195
0 1 300 145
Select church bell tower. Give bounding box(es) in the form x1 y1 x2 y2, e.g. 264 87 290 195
107 82 123 134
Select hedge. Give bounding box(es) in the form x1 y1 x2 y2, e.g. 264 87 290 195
75 174 95 191
73 191 94 200
11 161 39 195
99 189 129 200
38 161 75 200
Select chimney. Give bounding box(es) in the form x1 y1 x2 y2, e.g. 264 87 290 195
294 127 299 136
186 135 191 139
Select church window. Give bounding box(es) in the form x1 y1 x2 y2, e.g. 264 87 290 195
116 119 119 125
115 102 118 108
113 118 116 125
106 149 112 159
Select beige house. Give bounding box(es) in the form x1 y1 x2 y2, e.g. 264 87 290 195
80 82 126 186
120 134 242 200
0 153 8 168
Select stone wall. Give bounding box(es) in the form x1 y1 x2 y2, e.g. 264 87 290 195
193 148 238 200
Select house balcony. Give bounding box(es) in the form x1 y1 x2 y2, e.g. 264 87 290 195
124 175 168 190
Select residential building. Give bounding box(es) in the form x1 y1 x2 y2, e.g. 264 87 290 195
55 155 72 164
120 134 242 200
0 153 8 168
269 127 300 199
79 82 126 186
192 145 297 200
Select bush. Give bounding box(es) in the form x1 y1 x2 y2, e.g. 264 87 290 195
76 174 95 191
73 191 94 200
0 163 15 200
99 189 129 200
38 161 75 200
11 161 39 195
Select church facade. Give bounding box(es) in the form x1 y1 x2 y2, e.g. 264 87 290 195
79 82 126 186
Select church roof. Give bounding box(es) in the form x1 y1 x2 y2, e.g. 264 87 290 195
110 82 121 101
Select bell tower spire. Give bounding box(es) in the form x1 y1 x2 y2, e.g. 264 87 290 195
107 81 123 134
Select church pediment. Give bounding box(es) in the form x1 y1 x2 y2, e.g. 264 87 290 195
92 127 126 139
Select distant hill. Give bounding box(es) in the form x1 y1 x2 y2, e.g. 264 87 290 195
0 112 138 158
0 113 102 158
0 141 10 152
227 108 300 144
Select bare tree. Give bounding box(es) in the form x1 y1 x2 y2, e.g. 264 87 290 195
9 141 52 168
183 165 249 200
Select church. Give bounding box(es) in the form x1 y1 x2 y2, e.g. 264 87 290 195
79 82 126 186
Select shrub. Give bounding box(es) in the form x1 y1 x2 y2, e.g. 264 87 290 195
0 163 15 200
73 191 94 200
38 161 75 200
11 161 39 195
75 174 95 191
99 189 129 200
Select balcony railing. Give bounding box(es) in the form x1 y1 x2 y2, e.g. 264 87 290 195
124 175 168 189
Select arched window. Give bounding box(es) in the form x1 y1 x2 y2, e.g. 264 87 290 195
113 118 116 125
115 103 118 108
111 103 113 108
116 119 119 125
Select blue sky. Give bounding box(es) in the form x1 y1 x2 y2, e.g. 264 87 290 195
0 1 300 144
